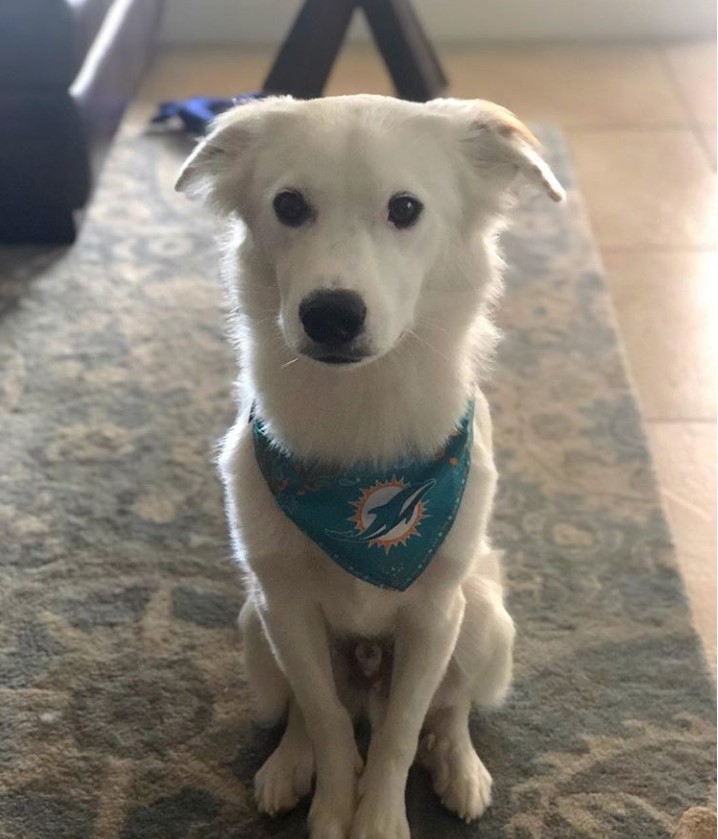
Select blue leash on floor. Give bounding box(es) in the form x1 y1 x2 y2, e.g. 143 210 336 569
151 93 266 134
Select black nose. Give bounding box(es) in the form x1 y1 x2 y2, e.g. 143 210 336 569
299 290 367 346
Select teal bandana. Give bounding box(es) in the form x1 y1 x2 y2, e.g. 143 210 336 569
252 403 474 591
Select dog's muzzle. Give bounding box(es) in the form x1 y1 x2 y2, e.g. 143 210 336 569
299 289 368 364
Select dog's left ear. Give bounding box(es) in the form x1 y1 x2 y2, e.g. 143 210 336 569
174 110 250 205
174 96 293 213
430 98 565 203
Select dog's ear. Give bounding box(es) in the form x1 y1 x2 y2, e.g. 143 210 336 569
470 100 565 202
174 96 292 212
174 121 238 200
429 98 565 203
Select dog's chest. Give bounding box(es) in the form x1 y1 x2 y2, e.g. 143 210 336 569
320 574 403 638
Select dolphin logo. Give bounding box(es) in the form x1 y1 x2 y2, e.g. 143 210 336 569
328 478 435 545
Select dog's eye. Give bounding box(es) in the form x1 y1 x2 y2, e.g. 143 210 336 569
387 194 423 229
273 190 311 227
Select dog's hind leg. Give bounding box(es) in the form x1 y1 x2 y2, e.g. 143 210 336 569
419 567 515 821
418 701 493 822
255 698 316 815
239 597 290 725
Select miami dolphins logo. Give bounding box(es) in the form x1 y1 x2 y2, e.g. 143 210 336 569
327 477 435 552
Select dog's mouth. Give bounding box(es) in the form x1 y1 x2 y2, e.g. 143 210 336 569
301 349 369 366
297 333 409 368
299 336 375 366
317 355 363 365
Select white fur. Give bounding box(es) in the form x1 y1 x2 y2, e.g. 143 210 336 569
177 94 563 839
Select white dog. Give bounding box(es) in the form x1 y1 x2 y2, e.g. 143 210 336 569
176 94 563 839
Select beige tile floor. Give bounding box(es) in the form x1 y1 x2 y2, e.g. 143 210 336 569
132 41 716 673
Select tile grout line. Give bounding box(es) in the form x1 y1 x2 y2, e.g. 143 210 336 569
654 42 716 169
566 123 714 132
646 417 717 424
598 244 717 254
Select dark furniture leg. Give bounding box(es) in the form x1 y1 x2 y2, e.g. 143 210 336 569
262 0 357 99
262 0 447 102
360 0 447 101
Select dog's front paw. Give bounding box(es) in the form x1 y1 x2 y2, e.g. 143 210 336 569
307 741 363 839
308 787 355 839
254 737 315 815
350 796 410 839
420 733 492 822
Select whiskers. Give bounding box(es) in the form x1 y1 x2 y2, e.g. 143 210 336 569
405 327 451 363
241 310 303 372
251 312 282 329
415 315 450 336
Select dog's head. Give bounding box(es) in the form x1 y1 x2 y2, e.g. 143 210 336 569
176 95 563 368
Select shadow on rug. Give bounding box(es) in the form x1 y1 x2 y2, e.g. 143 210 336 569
0 124 714 838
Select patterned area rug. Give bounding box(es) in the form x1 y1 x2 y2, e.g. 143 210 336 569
0 124 715 839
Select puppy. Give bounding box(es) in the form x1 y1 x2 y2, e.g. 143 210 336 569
176 94 564 839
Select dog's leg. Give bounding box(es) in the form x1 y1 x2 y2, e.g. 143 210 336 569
255 697 316 814
259 599 363 839
239 597 291 725
350 591 466 839
240 597 316 813
450 567 515 711
418 702 492 822
419 569 515 821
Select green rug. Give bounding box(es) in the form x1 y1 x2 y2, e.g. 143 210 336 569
0 124 714 838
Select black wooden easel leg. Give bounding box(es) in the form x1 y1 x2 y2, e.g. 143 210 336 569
360 0 447 101
262 0 357 98
262 0 448 102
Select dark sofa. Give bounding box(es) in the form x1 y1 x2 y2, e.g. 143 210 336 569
0 0 164 244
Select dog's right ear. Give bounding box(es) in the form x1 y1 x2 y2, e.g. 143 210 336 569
426 98 565 204
174 96 292 213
